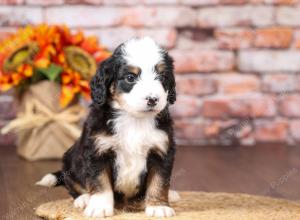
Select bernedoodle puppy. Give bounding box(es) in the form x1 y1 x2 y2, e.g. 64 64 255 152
37 37 178 218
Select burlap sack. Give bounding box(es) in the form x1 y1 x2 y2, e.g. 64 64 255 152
1 81 87 161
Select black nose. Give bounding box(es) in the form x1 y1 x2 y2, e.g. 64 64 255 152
146 96 158 107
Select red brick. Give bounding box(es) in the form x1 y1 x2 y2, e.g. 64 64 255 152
234 120 255 146
292 29 300 48
176 75 217 96
144 0 178 4
204 119 254 146
202 94 276 118
122 6 196 27
45 6 196 28
204 120 237 137
235 95 276 118
174 119 205 140
136 28 177 48
296 75 300 91
254 27 293 48
179 0 218 5
278 94 300 117
65 0 103 4
25 0 63 5
215 28 254 49
238 51 300 72
102 0 139 4
0 6 42 26
215 73 260 94
254 120 288 142
0 0 23 4
85 28 136 50
103 0 178 4
267 0 297 5
250 0 265 3
197 6 274 28
228 98 255 118
290 120 300 142
204 121 222 137
170 96 201 118
177 35 218 50
86 28 177 50
45 6 124 27
276 6 300 26
102 0 183 4
202 97 231 118
219 0 249 4
176 28 218 50
262 74 296 93
171 50 235 73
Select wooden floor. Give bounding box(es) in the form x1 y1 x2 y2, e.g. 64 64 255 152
0 144 300 219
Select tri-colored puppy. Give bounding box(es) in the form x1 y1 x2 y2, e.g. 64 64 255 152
37 37 178 218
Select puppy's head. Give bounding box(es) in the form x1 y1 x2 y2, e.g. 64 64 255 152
91 37 176 117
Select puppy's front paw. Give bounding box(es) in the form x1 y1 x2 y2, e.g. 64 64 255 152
145 206 175 217
83 192 114 218
74 194 90 209
84 205 114 218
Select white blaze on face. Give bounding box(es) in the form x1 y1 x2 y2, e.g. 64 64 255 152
120 37 168 115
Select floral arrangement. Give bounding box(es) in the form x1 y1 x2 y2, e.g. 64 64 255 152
0 24 110 107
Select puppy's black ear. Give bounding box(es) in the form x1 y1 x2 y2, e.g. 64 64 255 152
165 54 176 105
90 58 114 107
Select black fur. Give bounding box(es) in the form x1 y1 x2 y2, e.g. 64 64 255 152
46 40 177 208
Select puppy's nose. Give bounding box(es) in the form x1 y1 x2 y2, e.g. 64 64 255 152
146 96 159 107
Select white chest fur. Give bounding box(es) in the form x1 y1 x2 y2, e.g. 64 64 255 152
113 113 168 197
95 113 168 197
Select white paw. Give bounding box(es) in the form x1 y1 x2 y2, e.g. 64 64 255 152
83 192 114 218
146 206 175 217
74 194 90 209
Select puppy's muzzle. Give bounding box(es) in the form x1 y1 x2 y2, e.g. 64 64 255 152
146 96 159 107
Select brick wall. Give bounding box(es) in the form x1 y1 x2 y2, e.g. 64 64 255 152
1 0 300 146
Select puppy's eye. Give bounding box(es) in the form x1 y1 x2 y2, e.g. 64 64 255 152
125 74 136 84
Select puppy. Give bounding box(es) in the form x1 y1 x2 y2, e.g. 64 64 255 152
37 37 177 218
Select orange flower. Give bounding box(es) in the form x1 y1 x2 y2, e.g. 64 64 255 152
0 24 110 106
60 85 76 108
11 73 23 86
69 31 84 45
17 64 33 77
78 80 91 99
0 74 13 91
94 50 111 63
80 36 99 54
35 58 50 68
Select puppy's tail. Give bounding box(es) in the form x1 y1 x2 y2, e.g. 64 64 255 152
35 171 65 187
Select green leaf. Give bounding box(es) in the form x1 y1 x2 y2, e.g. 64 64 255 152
38 64 63 81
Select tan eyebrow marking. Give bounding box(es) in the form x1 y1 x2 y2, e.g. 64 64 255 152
127 65 141 75
155 62 166 74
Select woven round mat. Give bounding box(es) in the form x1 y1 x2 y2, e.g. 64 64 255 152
35 191 300 220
